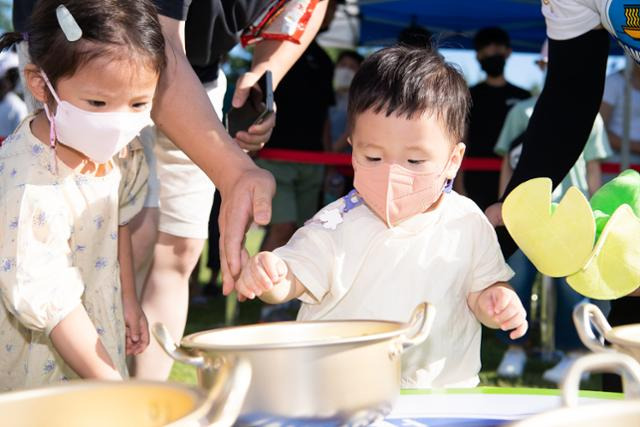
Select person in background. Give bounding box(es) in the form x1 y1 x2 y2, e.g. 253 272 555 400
257 0 337 253
324 49 363 204
0 50 27 138
493 42 612 382
600 60 640 179
459 27 530 211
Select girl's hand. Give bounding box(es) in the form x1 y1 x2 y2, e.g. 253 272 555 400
476 285 528 339
236 251 288 300
123 299 149 356
485 202 504 227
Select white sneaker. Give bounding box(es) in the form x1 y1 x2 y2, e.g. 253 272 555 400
542 353 590 384
497 348 527 378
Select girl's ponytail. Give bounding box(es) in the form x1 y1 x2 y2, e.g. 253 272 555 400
0 32 26 52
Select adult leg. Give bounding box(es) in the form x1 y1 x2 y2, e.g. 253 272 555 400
132 74 225 379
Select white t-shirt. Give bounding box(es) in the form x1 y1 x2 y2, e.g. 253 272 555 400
543 0 640 61
274 191 514 388
602 71 640 162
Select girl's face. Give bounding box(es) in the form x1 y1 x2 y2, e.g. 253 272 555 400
28 52 158 113
350 109 465 178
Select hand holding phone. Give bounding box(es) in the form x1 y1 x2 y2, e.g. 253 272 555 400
226 70 274 139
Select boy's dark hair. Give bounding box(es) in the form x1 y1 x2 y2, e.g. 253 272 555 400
473 27 510 51
0 0 165 87
336 50 364 66
347 45 470 142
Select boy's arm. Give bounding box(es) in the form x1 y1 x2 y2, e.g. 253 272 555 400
259 265 306 305
467 282 527 339
236 251 306 304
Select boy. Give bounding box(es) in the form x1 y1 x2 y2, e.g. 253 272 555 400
236 46 527 388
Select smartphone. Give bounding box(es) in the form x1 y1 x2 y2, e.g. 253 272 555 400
226 70 274 138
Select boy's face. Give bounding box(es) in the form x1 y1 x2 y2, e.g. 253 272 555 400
350 109 465 179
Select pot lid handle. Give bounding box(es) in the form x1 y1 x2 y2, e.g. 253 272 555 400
562 352 640 407
573 303 613 353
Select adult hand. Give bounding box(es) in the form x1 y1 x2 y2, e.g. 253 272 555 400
485 202 504 227
232 71 277 151
219 166 276 295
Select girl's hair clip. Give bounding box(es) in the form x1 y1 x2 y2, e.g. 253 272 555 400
56 5 82 42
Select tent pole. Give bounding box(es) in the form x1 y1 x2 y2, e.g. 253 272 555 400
622 55 632 171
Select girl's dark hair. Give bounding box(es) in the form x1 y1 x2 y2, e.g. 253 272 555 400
347 45 470 142
0 0 165 86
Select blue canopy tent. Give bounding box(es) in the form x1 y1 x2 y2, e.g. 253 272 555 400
358 0 546 52
354 0 623 53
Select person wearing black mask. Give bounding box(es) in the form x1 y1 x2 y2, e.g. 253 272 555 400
457 27 530 211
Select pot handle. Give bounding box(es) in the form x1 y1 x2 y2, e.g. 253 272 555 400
152 323 206 368
198 356 252 427
562 352 640 407
398 302 436 350
572 303 612 353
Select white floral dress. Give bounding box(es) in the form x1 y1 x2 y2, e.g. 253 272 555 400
0 116 147 391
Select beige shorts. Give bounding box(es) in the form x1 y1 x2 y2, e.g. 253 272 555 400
142 71 227 239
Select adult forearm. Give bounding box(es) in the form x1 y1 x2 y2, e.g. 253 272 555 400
151 16 255 194
50 305 121 380
502 30 610 199
251 1 328 88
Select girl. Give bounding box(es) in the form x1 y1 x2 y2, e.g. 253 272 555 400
0 0 165 390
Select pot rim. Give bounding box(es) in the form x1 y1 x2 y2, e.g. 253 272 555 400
0 379 204 403
180 318 413 351
606 323 640 349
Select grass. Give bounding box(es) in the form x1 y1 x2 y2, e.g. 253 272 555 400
168 227 603 391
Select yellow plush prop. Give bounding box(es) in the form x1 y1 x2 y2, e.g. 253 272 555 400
566 205 640 299
502 178 595 277
502 174 640 300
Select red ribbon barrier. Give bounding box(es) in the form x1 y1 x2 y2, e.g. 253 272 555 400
259 148 640 173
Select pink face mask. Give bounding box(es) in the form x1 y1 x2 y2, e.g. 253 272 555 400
353 156 453 227
41 71 152 164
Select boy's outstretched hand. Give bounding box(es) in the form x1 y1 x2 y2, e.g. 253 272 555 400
469 284 528 339
236 251 289 300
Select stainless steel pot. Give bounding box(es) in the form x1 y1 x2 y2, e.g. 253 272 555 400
154 302 435 426
0 356 251 427
573 302 640 362
511 352 640 426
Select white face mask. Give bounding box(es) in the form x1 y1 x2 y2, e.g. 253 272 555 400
41 71 152 163
333 67 356 91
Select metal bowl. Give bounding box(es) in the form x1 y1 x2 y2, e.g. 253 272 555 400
0 356 251 427
511 352 640 426
154 302 435 426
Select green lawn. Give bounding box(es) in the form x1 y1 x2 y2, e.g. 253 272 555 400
168 227 603 391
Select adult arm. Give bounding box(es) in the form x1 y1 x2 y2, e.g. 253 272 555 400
231 1 329 150
495 30 610 257
600 101 640 154
152 16 275 292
